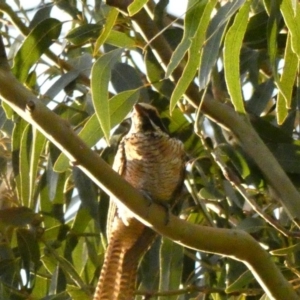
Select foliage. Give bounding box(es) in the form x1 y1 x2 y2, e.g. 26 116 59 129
0 0 300 299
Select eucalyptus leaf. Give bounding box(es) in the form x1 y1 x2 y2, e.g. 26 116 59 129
12 18 62 83
91 48 124 142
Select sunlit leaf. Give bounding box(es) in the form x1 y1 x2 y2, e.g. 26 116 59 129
29 128 46 206
166 0 206 78
93 8 119 55
198 0 245 90
105 30 136 48
276 32 298 124
11 18 62 83
20 124 32 207
170 0 218 111
224 2 250 113
91 48 123 142
128 0 149 16
281 0 300 58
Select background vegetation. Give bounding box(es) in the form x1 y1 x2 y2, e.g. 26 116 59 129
0 0 300 299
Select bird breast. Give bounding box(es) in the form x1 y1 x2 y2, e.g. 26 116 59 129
122 131 185 202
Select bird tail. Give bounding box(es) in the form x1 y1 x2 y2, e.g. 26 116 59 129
93 219 125 300
93 218 155 300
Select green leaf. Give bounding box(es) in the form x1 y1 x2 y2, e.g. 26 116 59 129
169 0 218 111
20 124 32 207
128 0 149 16
105 30 136 48
247 79 275 115
226 270 255 293
267 142 300 174
54 88 139 172
198 0 245 90
91 48 124 143
166 0 207 78
67 286 91 300
276 32 298 124
16 227 40 265
236 217 265 233
111 63 144 93
45 245 87 290
11 18 62 83
93 8 119 55
44 70 81 100
159 238 183 300
66 23 102 45
29 128 46 206
266 1 281 72
281 0 300 59
270 243 300 256
73 168 98 221
224 1 250 113
12 119 27 202
145 49 175 98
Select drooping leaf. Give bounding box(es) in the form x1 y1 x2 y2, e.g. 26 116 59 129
16 228 41 284
11 18 62 83
19 124 32 207
93 8 119 55
224 1 250 113
265 0 281 73
91 48 124 142
159 238 183 300
169 0 218 111
276 32 298 124
73 168 98 221
166 0 206 78
29 128 46 207
145 48 175 98
281 0 300 59
198 0 246 90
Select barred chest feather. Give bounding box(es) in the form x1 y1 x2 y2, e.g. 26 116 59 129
122 130 185 202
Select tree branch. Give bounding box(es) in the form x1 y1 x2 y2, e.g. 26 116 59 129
0 36 298 300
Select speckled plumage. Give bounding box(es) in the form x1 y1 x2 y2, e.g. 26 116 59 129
93 103 185 300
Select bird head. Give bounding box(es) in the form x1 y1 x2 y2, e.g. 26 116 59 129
129 103 168 134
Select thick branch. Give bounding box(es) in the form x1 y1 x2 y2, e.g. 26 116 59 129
0 38 297 300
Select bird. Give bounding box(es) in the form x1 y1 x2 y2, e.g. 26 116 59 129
93 103 186 300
